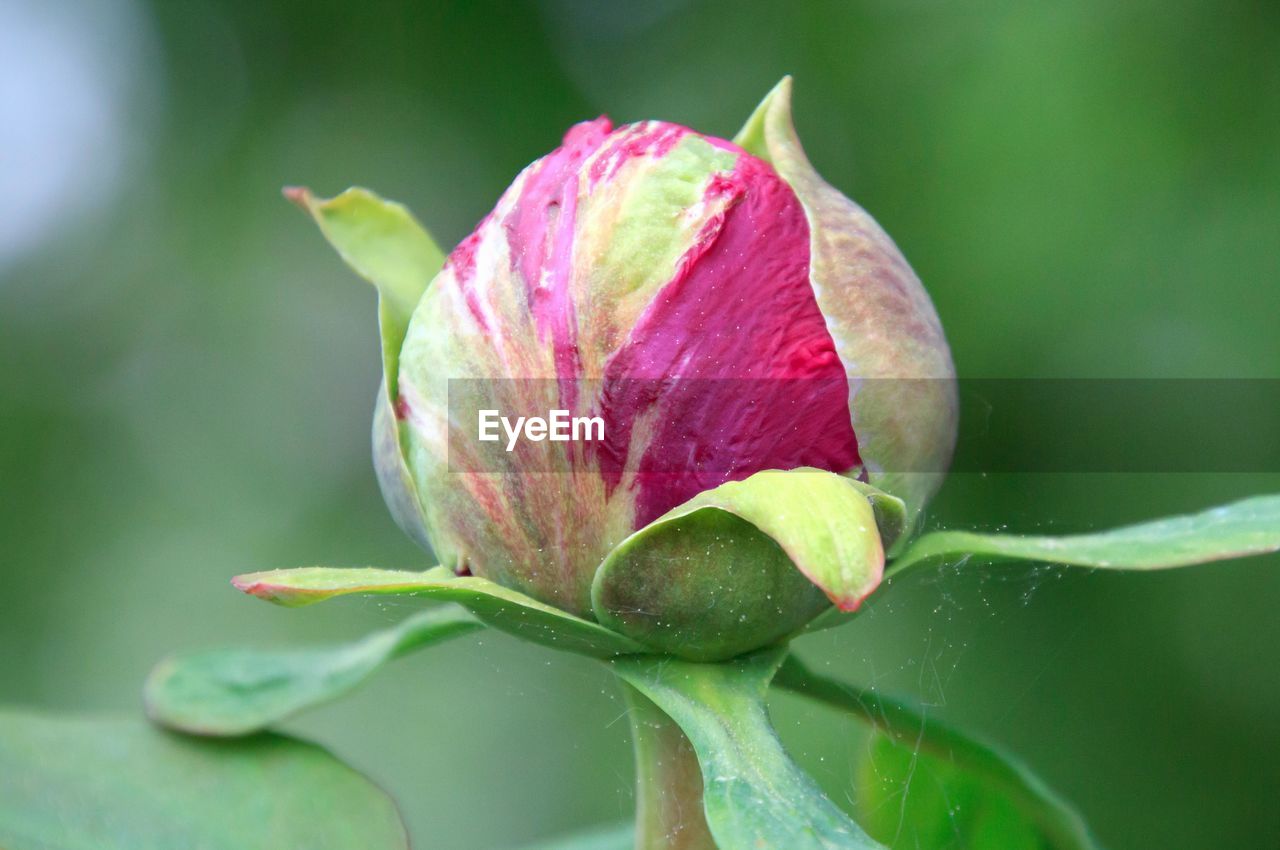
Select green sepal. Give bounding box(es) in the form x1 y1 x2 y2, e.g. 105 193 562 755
734 80 958 527
592 468 887 661
775 656 1099 849
285 185 444 379
611 648 886 850
145 607 484 736
286 186 446 550
232 566 643 658
888 493 1280 579
0 709 408 850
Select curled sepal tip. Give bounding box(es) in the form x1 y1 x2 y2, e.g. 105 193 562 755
285 185 444 343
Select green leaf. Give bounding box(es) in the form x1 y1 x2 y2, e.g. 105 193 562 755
592 469 887 661
888 493 1280 579
612 648 886 850
233 565 644 658
145 607 484 736
0 709 407 850
286 185 446 550
774 656 1099 849
857 734 1057 850
516 823 634 850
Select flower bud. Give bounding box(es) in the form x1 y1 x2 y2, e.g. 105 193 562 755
378 79 955 632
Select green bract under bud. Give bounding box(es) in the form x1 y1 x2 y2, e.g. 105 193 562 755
593 469 904 661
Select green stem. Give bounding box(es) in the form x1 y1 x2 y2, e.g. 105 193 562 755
620 679 718 850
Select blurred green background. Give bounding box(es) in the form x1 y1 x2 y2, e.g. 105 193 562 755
2 0 1277 847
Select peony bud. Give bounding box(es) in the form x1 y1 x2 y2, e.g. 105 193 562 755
373 79 955 628
269 80 957 660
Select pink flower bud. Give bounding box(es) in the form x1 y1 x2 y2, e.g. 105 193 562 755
384 80 955 618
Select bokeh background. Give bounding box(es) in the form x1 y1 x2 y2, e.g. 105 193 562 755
2 1 1278 847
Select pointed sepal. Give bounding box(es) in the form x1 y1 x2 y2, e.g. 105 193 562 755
736 80 958 525
286 186 446 549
